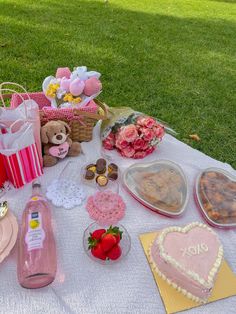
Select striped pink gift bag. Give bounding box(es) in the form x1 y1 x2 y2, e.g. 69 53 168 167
0 83 43 188
0 122 43 188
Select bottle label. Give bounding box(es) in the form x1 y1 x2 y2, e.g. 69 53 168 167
25 212 45 251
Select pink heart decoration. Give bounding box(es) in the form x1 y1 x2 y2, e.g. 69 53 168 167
49 142 69 159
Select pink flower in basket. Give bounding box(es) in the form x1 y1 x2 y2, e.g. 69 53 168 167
119 124 138 142
60 78 71 92
56 67 71 79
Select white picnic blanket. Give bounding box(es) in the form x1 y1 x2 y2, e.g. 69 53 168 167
1 123 236 314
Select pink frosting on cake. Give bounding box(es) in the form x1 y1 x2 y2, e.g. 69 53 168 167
150 222 223 303
164 227 219 281
151 245 211 300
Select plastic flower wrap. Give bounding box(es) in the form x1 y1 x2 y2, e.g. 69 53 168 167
42 66 102 109
101 107 165 159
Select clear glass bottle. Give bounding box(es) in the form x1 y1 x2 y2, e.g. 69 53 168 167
17 181 57 288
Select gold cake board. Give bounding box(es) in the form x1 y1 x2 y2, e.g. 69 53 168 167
139 231 236 314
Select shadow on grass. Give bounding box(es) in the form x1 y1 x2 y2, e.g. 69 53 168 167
0 0 235 166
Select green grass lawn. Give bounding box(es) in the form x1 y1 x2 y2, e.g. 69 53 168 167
0 0 235 167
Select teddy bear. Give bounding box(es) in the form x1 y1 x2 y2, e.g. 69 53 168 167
41 120 81 167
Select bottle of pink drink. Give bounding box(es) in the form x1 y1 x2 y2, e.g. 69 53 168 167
17 181 57 288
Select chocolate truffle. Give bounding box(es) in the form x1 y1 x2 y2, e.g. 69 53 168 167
86 164 96 173
96 158 107 174
85 170 95 180
108 172 118 181
96 175 108 187
108 163 118 173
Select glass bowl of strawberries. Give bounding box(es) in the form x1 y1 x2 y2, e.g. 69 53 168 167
83 223 131 264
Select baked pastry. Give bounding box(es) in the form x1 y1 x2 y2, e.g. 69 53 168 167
134 168 184 212
198 170 236 225
149 222 223 303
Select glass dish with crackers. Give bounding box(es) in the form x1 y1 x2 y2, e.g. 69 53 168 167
195 167 236 228
123 160 189 216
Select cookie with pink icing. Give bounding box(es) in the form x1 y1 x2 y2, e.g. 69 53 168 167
149 222 223 303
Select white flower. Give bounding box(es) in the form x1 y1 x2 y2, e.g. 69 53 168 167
59 102 73 108
70 66 101 81
56 88 66 99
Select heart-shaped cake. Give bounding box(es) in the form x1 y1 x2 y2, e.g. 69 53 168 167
196 168 236 227
149 222 223 303
123 160 188 216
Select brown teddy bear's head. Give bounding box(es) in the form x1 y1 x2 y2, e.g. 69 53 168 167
41 120 71 145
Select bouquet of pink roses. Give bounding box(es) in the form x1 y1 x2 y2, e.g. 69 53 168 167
101 108 165 159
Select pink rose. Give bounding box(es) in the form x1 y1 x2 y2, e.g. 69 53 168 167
106 132 116 145
133 138 145 150
115 135 129 150
136 116 146 126
154 125 165 138
133 150 147 159
119 124 138 142
146 146 155 155
142 141 150 151
143 117 156 128
142 128 155 141
137 116 156 128
120 145 135 158
103 139 114 150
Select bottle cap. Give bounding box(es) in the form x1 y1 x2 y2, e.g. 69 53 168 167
32 180 41 189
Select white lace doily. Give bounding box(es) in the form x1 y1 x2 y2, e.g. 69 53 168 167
46 179 86 210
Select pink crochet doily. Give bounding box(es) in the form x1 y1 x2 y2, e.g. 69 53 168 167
86 190 125 225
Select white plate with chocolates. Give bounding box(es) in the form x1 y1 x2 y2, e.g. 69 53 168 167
82 158 120 192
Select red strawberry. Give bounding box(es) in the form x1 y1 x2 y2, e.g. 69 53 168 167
91 229 106 241
106 226 123 244
114 233 121 244
107 244 122 260
100 233 117 252
91 243 107 260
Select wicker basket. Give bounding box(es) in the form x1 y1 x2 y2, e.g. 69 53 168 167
10 92 108 142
